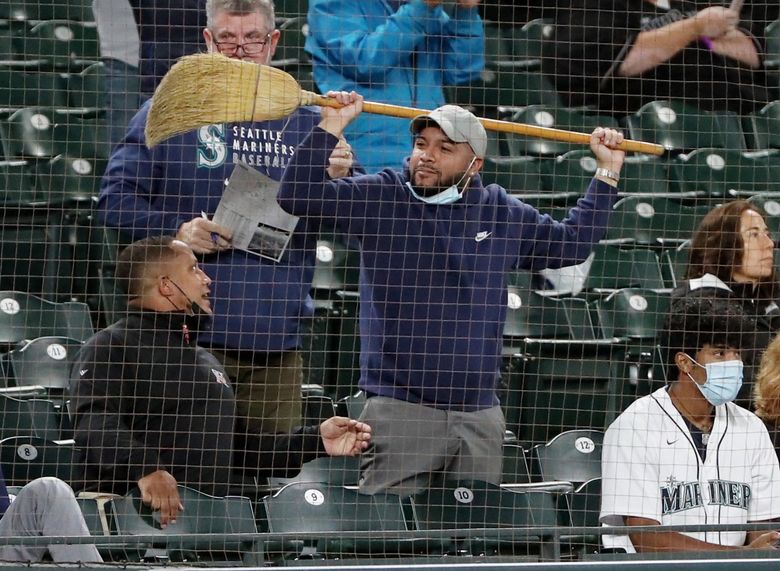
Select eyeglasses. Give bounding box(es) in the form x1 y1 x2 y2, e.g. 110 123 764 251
213 33 272 56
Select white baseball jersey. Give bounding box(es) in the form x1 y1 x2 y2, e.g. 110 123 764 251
601 387 780 553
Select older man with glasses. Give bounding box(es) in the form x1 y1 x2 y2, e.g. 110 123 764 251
98 0 360 437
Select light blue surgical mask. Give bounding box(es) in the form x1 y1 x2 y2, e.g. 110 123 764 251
685 354 743 406
407 156 476 205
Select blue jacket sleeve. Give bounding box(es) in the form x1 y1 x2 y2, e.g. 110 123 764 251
97 107 189 239
512 179 617 271
307 0 446 84
441 5 485 85
278 126 383 238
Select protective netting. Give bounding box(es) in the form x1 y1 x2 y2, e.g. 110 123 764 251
0 0 779 566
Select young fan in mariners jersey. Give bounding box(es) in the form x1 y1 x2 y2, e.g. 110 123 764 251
601 296 780 553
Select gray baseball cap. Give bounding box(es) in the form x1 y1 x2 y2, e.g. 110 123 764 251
410 105 488 158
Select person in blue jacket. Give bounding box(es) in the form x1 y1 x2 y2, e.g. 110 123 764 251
278 91 626 495
305 0 485 173
0 472 102 562
98 0 357 435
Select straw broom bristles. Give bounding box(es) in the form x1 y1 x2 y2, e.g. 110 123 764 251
145 53 304 148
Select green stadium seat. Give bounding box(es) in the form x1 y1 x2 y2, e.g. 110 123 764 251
501 442 532 485
659 242 690 289
624 100 746 152
0 106 59 159
262 482 415 559
0 394 68 441
107 486 263 565
301 393 336 427
18 20 99 69
335 390 365 419
765 20 780 69
603 196 709 248
0 291 93 345
311 236 359 293
0 69 70 111
503 285 596 341
481 156 544 193
529 429 603 485
669 148 780 200
541 150 670 196
272 17 308 69
505 106 620 157
0 159 36 205
267 455 360 488
593 289 670 407
0 1 94 22
501 340 627 443
557 478 602 555
503 19 552 71
0 436 76 486
7 335 82 392
32 153 107 203
594 288 670 343
745 100 780 150
409 480 559 558
582 245 666 292
274 0 308 19
66 62 109 110
445 68 562 111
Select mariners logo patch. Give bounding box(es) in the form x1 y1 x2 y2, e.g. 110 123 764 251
211 368 229 386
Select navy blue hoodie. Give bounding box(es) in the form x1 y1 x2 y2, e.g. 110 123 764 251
279 127 617 411
98 101 323 353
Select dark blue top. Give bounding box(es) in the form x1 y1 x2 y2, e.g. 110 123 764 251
98 101 325 353
279 126 618 411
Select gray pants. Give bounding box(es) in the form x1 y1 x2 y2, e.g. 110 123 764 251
0 478 102 563
358 396 505 496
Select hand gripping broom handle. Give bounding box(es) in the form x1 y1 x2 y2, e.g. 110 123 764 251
303 91 665 156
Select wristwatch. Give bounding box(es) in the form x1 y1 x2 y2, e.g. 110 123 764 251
595 167 619 184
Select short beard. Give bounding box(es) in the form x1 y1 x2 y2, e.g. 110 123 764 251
410 168 469 197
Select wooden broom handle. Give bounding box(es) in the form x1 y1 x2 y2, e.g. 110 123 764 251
304 91 665 156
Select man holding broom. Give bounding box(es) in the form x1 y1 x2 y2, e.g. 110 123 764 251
98 0 358 436
278 91 626 495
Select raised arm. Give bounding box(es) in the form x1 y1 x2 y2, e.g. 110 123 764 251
441 1 485 85
516 128 624 271
619 7 740 76
307 0 446 84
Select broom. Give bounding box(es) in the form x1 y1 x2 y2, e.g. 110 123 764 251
145 53 665 156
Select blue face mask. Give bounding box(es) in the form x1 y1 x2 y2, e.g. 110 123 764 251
407 156 477 205
685 355 743 406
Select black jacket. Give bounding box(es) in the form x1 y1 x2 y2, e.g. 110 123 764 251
672 274 780 407
68 311 324 496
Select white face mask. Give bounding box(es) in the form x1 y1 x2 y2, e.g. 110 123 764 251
407 156 477 205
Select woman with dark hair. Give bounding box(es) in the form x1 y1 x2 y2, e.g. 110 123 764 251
673 200 779 406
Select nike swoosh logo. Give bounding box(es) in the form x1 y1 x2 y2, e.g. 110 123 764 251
79 369 89 376
666 438 677 445
475 231 492 242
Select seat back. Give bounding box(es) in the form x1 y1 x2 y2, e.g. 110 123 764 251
625 100 745 152
8 335 83 391
507 106 619 156
583 245 665 292
0 436 77 486
594 289 670 340
0 291 93 346
605 196 709 247
530 429 604 485
501 442 532 485
267 455 360 488
0 394 68 440
106 486 260 562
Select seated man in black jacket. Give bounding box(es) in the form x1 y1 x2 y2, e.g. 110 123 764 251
69 236 371 526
